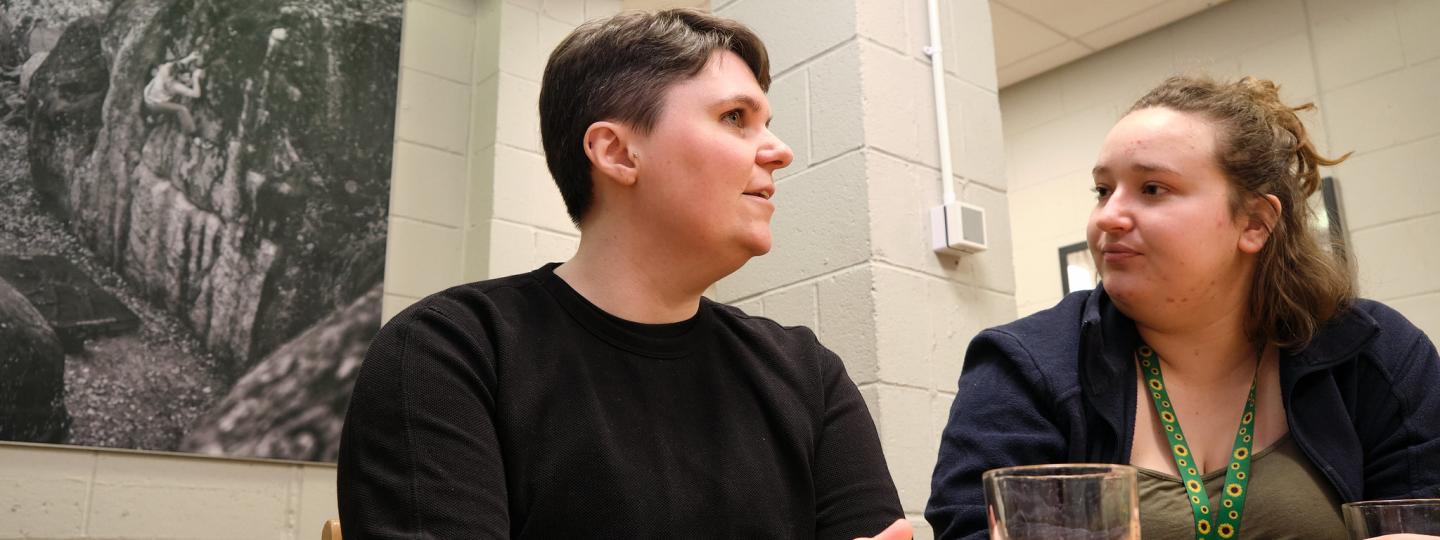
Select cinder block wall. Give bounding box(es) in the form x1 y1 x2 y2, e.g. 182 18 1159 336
1005 0 1440 340
711 1 1014 538
0 443 335 539
384 0 627 322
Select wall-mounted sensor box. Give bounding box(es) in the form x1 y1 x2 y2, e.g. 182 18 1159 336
931 202 987 255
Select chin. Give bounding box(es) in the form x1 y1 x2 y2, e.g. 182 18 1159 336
738 228 772 256
1099 277 1150 310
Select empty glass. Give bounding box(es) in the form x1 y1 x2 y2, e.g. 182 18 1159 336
982 464 1140 540
1343 499 1440 539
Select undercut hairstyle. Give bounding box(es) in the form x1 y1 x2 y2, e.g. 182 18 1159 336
1131 75 1355 350
539 9 770 225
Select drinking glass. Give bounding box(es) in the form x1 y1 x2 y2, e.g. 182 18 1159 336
1343 499 1440 539
982 464 1139 540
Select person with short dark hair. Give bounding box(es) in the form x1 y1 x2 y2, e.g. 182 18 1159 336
925 76 1440 540
338 9 907 539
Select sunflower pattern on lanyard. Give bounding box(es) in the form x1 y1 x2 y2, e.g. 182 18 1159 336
1137 344 1259 540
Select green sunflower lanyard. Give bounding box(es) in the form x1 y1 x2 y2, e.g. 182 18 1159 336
1137 344 1259 540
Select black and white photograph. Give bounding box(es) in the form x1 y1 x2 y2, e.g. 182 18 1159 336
0 0 401 463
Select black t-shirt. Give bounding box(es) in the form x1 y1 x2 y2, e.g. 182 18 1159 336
338 264 902 539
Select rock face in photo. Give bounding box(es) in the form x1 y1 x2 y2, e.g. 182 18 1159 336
27 0 397 375
181 283 379 461
0 276 69 443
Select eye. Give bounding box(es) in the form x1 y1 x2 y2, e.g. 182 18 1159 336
721 109 743 127
1141 182 1169 196
1092 185 1111 199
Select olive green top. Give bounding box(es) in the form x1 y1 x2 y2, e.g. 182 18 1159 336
1138 434 1346 539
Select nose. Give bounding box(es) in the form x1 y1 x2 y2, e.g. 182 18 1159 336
757 128 794 172
1091 188 1134 234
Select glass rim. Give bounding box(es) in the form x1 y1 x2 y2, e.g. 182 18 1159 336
982 463 1138 481
1342 498 1440 510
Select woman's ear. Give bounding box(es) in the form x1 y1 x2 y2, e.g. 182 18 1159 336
583 121 639 187
1239 193 1282 254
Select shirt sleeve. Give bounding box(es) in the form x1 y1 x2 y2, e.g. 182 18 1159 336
925 330 1071 540
337 303 509 539
812 347 905 540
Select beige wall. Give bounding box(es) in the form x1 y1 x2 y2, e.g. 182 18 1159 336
710 2 1013 538
384 0 628 323
1004 0 1440 341
0 443 335 539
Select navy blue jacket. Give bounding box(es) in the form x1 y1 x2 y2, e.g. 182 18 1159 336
925 285 1440 540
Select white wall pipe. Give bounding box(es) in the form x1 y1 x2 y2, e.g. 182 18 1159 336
924 0 956 205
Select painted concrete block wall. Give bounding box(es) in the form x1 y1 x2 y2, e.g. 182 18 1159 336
390 0 622 320
0 443 336 539
463 0 628 285
716 1 1015 537
1004 0 1440 340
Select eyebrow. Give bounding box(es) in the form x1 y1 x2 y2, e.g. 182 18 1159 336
718 94 773 126
1092 161 1180 178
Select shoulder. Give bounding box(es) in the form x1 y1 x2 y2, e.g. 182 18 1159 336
973 289 1090 368
379 271 548 341
1344 298 1436 373
1349 299 1429 344
706 300 827 357
703 301 858 389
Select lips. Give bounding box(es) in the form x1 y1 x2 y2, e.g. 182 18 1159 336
743 184 775 200
1102 244 1137 255
1100 243 1140 262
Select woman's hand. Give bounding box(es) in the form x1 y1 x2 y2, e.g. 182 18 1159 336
854 518 913 540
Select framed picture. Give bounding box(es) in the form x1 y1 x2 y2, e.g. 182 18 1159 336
0 0 401 463
1312 176 1348 261
1058 241 1098 296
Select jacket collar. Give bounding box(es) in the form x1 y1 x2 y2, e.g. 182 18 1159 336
1078 284 1138 462
1080 284 1140 373
1284 302 1381 371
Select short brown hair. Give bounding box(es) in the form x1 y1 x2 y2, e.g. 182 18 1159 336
539 9 770 225
1130 75 1355 350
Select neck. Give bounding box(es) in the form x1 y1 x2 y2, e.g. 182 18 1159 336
554 222 737 324
1134 303 1260 387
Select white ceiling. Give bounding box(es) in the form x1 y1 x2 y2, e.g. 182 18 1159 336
991 0 1229 88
